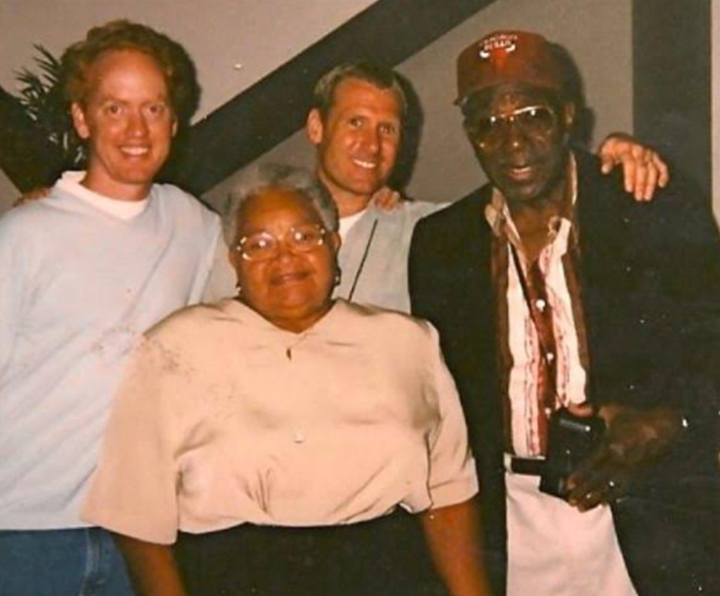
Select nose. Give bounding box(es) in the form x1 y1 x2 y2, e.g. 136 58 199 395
502 118 528 151
360 126 381 154
126 110 149 137
273 237 298 262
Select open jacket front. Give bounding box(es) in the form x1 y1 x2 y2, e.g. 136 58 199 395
409 149 720 596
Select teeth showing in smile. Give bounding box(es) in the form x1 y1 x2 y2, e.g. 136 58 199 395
353 159 377 170
507 164 534 179
121 147 150 157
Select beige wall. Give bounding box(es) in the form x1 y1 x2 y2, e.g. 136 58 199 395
0 0 378 213
0 0 379 121
0 0 633 212
205 0 633 208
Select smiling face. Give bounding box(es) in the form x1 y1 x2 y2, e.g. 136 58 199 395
306 77 402 216
230 187 341 333
71 49 177 201
463 83 574 207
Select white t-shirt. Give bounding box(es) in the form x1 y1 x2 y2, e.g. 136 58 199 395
338 209 366 241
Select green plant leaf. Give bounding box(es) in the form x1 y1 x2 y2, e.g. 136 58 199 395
14 44 85 168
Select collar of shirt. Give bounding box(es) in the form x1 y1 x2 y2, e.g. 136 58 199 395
56 170 151 220
339 208 368 242
224 296 348 341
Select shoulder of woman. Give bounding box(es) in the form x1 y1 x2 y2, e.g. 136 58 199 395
144 301 226 344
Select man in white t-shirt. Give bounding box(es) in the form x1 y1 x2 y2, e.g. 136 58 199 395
0 20 231 596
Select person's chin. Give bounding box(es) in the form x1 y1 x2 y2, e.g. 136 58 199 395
345 177 382 198
496 179 542 203
271 280 316 303
349 167 389 191
116 164 164 185
272 298 327 322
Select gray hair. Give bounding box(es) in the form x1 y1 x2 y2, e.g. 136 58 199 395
222 163 339 245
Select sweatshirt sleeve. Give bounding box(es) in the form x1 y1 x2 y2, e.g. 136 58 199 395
0 212 34 379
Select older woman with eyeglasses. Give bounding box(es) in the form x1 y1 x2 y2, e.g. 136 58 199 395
82 165 492 596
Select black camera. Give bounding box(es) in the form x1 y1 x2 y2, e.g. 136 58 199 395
539 407 605 500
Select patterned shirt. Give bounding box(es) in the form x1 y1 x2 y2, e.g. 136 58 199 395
485 158 591 457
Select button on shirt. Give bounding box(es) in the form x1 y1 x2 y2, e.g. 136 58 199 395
82 299 478 544
486 187 589 458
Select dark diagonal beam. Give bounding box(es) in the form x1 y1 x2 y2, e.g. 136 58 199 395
167 0 495 194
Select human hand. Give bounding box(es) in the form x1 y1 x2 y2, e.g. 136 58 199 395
370 186 402 211
598 133 669 201
566 404 683 511
13 186 51 208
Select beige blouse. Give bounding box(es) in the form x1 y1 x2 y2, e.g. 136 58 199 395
82 299 478 544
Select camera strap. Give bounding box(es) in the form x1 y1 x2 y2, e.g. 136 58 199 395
509 243 559 450
347 218 378 302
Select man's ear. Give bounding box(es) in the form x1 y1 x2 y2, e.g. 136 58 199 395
563 103 576 130
306 109 324 145
71 103 91 140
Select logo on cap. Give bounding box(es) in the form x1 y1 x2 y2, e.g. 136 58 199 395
479 33 518 59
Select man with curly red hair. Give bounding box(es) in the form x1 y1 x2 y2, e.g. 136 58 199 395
0 21 231 596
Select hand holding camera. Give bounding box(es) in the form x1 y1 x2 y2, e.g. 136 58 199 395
560 404 683 511
538 404 605 502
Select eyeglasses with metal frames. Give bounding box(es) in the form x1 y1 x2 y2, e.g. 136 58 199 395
466 104 558 148
235 223 329 262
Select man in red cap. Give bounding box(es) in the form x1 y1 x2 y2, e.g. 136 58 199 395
410 30 720 596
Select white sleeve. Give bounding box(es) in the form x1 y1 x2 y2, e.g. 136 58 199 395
423 322 480 508
201 233 236 303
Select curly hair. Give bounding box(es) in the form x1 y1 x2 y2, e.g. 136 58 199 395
60 19 200 127
312 60 407 122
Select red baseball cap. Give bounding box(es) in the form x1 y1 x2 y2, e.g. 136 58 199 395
455 30 565 105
